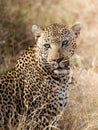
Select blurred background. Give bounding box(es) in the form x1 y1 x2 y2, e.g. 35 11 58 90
0 0 98 130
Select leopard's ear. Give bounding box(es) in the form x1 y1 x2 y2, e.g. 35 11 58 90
32 25 42 39
71 23 81 38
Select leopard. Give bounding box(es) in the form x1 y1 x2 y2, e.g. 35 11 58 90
0 23 81 130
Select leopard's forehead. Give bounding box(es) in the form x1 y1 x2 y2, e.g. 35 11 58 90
44 23 70 35
42 23 71 42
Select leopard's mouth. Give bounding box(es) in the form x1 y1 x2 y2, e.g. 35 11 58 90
53 66 69 75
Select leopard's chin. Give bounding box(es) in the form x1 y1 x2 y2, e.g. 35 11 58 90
53 67 69 75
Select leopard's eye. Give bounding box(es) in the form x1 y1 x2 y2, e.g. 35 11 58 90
62 40 69 48
44 44 51 49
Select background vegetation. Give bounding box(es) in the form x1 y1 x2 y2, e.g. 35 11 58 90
0 0 98 129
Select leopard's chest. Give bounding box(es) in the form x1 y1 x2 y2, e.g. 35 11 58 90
24 66 69 108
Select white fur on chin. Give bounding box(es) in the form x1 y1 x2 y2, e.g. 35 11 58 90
54 69 68 75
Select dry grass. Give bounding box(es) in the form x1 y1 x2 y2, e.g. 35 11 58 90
0 0 98 130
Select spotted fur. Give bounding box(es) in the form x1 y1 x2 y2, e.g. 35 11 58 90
0 23 81 130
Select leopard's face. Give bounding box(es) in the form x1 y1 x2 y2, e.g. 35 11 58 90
32 23 81 75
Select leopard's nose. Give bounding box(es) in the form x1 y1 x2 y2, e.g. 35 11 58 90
54 57 64 64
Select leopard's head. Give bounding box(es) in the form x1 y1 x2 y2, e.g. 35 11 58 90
32 23 81 75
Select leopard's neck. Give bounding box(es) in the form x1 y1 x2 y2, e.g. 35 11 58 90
50 74 70 112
